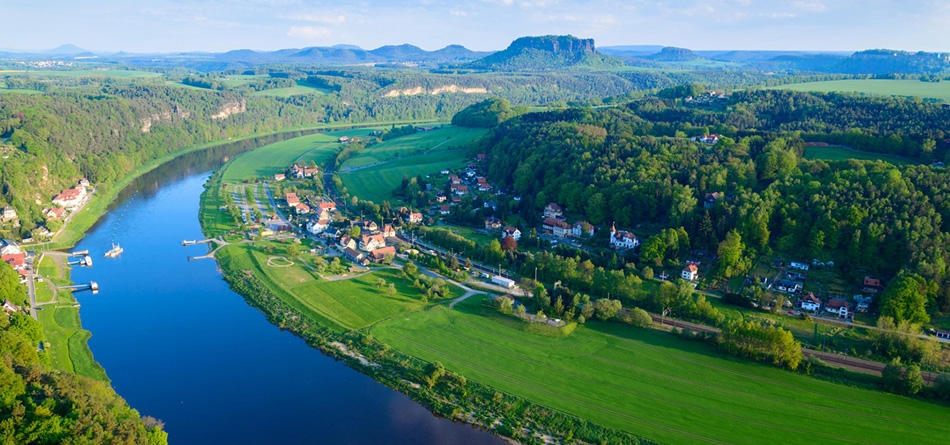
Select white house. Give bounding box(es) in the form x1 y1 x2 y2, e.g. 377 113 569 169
52 185 86 210
609 223 639 249
543 202 564 220
307 218 330 234
681 264 699 281
542 218 571 238
492 276 515 288
1 206 16 221
0 239 21 256
572 221 594 237
800 293 822 311
825 299 852 318
359 234 386 252
790 262 810 271
502 226 521 241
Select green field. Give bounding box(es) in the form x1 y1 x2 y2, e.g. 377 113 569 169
341 126 485 169
251 80 334 97
220 133 339 181
372 296 950 445
341 149 468 204
0 69 162 79
216 243 427 330
35 256 108 382
339 127 487 204
804 145 915 165
772 79 950 102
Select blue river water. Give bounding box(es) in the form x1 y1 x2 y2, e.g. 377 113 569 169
68 141 503 444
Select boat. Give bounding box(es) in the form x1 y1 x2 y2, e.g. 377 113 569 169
104 243 123 258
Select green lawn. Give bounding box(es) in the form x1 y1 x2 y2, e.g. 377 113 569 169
35 257 108 382
371 295 950 445
221 133 338 181
771 79 950 102
804 145 915 165
216 243 426 331
341 148 469 204
341 126 485 170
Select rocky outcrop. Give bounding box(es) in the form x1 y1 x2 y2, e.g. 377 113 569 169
383 85 489 97
140 105 192 133
211 99 246 120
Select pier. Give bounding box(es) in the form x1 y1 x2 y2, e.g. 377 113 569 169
68 249 89 256
182 239 216 246
59 281 99 294
67 255 93 267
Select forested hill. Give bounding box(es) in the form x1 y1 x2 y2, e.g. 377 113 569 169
481 92 950 314
467 35 624 71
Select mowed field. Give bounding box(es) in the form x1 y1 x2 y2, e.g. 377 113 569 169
220 133 338 181
215 242 428 331
339 127 487 204
772 79 950 102
371 296 950 445
804 145 915 165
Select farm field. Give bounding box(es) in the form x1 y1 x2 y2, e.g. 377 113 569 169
341 149 468 204
220 133 338 181
772 79 950 102
371 296 950 445
215 242 428 331
339 126 487 204
341 126 485 169
804 145 915 165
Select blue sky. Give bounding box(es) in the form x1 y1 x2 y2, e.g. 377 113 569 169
4 0 950 53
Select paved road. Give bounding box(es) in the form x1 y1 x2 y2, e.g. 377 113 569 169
26 253 38 319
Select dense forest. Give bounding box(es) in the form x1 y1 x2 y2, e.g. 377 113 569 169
0 67 804 240
476 91 950 321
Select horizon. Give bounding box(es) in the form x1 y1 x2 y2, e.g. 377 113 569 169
2 1 949 54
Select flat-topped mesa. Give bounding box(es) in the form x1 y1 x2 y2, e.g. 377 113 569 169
469 35 622 71
507 35 597 55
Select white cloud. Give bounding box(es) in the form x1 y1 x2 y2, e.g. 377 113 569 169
288 25 331 39
284 13 346 24
450 10 468 16
791 1 827 12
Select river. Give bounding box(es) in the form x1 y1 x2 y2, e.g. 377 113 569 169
69 136 504 444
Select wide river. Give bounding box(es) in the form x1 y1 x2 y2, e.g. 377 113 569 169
70 136 503 444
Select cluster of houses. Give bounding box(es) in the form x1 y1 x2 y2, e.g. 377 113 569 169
538 203 598 241
1 239 27 282
275 163 319 182
335 220 397 266
799 293 857 319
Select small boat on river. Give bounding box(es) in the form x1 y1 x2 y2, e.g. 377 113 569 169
104 243 123 258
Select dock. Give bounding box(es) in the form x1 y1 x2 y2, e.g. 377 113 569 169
59 281 99 294
182 239 215 246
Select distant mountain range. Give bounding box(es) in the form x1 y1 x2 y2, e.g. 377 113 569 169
2 39 948 76
466 35 624 71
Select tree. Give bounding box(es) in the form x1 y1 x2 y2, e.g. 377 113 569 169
498 297 514 314
630 307 653 328
593 298 621 320
348 225 361 238
717 230 746 278
403 262 418 277
880 273 930 324
285 244 300 258
641 266 654 280
514 304 527 318
0 263 27 307
935 373 950 400
501 235 517 252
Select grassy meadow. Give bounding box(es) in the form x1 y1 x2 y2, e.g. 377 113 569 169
35 255 109 382
220 133 338 181
372 295 950 445
772 79 950 102
339 126 487 204
804 145 915 165
215 242 427 331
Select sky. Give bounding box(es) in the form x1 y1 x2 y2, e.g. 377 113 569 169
3 0 950 53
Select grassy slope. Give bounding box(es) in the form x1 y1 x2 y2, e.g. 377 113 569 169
804 145 915 165
339 127 487 204
371 296 950 445
36 256 108 381
771 79 950 102
220 133 338 181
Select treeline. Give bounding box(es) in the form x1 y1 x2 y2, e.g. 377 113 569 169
0 263 167 444
479 93 950 320
451 98 529 128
